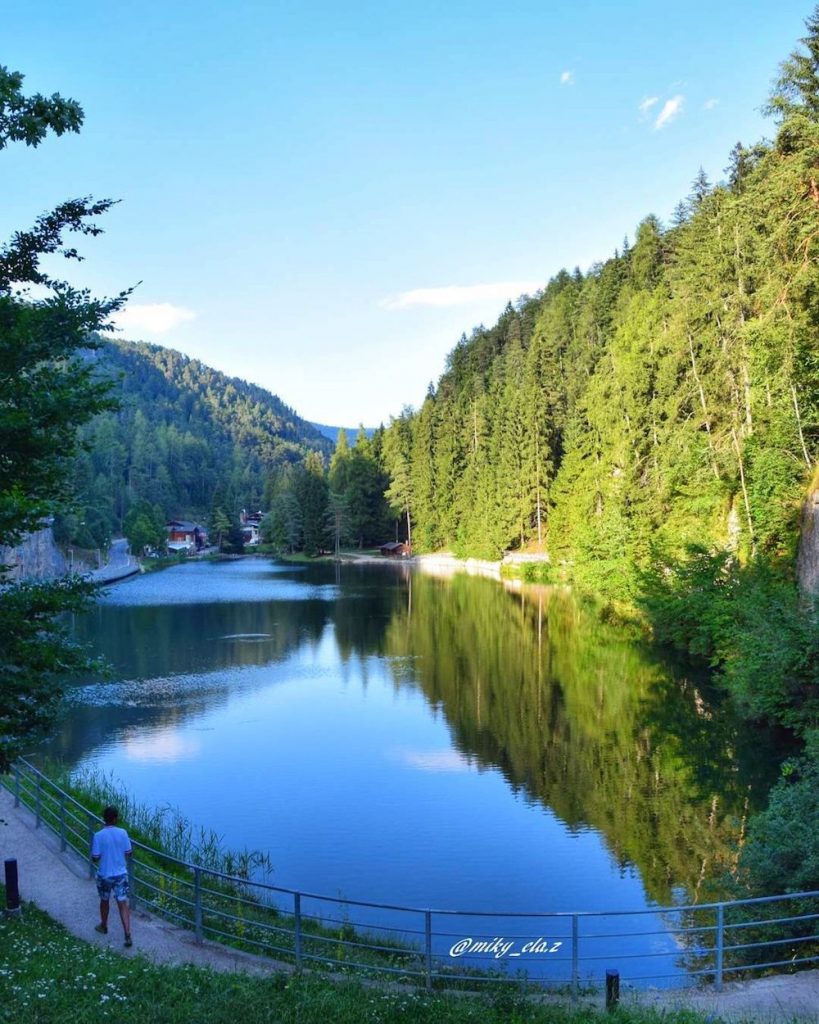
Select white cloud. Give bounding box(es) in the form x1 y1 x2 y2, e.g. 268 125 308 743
380 280 541 312
560 70 575 86
114 302 196 335
639 96 659 114
703 98 719 110
654 95 684 130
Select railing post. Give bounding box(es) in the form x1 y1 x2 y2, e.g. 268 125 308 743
194 868 203 941
605 968 620 1009
571 915 579 1000
13 763 20 808
4 859 20 913
59 793 67 851
35 772 42 828
128 857 137 912
715 903 724 992
425 910 433 990
294 892 302 969
87 812 96 878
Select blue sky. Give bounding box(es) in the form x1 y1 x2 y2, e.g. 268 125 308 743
2 1 812 426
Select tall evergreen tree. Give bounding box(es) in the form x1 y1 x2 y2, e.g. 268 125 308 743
767 4 819 121
383 409 414 548
298 451 329 556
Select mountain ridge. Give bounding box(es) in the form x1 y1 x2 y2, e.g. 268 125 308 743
59 337 333 548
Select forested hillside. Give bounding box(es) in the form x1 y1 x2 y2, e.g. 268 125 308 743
382 14 819 749
57 339 331 549
386 144 817 574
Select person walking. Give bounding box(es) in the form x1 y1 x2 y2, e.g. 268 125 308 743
91 805 133 947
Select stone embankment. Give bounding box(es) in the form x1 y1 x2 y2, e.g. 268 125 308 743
1 529 138 585
415 552 503 579
0 526 68 581
415 551 549 581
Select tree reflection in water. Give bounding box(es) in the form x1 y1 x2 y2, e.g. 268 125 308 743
55 560 782 907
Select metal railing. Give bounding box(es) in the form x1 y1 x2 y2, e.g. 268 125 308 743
5 758 819 992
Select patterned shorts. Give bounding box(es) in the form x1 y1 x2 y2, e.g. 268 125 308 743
96 873 129 902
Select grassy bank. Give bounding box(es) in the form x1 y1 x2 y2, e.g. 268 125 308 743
274 547 383 563
0 890 712 1024
138 552 187 573
42 761 272 878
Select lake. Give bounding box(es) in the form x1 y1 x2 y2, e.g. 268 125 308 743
45 557 781 978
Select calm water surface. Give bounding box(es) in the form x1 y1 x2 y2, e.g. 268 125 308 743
49 559 778 932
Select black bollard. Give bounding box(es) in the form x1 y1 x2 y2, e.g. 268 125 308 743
605 969 620 1010
4 858 20 913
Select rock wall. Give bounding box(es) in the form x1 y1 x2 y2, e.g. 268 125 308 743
797 488 819 596
0 527 68 582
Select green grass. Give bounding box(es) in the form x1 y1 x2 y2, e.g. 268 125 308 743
275 548 385 563
276 550 340 563
0 891 715 1024
500 562 555 584
138 552 187 573
44 761 271 877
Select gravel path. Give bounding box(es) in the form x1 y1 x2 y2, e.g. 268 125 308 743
2 785 819 1019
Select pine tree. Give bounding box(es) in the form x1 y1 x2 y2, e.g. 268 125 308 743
383 409 414 548
410 392 438 550
767 5 819 122
298 451 329 556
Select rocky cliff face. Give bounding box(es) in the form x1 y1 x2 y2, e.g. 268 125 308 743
797 488 819 596
0 527 68 582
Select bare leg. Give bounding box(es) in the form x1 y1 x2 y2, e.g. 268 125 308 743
116 898 131 942
99 900 110 929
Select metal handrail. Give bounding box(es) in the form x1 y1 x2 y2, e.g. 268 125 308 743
5 757 819 993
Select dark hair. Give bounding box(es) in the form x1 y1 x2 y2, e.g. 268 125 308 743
103 806 118 825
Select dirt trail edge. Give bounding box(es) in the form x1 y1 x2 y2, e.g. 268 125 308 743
2 785 818 1020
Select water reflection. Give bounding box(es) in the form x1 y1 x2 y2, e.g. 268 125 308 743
381 573 779 903
50 559 781 913
122 726 203 764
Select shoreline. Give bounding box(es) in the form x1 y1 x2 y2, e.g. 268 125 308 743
299 549 551 582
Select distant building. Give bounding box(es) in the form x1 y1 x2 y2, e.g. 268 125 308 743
379 541 411 557
240 509 264 546
167 519 208 553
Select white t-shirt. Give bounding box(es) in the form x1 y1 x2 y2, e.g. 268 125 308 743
91 825 132 878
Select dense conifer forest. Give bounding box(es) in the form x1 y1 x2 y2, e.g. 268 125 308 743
384 93 818 577
57 338 332 550
380 13 819 742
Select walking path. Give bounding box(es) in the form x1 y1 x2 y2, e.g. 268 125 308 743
0 786 281 976
2 784 818 1020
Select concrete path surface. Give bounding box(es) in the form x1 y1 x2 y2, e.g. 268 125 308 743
632 970 819 1022
2 784 819 1020
0 785 281 976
